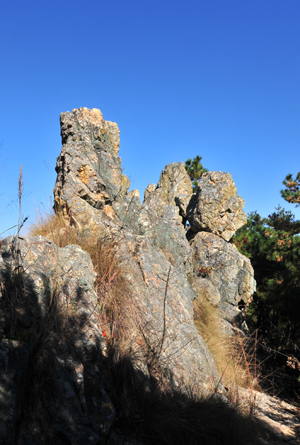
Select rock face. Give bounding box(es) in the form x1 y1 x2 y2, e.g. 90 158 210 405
52 106 255 378
187 171 247 241
138 163 194 275
54 107 130 230
53 106 255 327
190 231 256 323
0 107 259 444
115 232 219 394
0 236 112 444
142 162 193 217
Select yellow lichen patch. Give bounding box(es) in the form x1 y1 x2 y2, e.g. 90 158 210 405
96 192 109 201
127 189 140 199
91 108 104 122
78 164 96 185
121 174 131 195
105 121 120 156
72 108 105 129
103 205 117 220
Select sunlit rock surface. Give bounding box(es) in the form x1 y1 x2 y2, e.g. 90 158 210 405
187 171 247 241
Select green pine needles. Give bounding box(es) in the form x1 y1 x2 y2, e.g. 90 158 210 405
281 172 300 206
185 155 208 192
234 206 300 346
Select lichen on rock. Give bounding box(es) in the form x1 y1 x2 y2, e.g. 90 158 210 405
187 171 247 241
54 107 130 230
189 231 256 324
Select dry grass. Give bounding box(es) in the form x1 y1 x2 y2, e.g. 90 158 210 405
29 207 140 353
193 295 261 413
108 352 260 445
29 206 82 247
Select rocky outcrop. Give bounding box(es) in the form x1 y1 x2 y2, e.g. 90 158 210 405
56 110 227 389
189 231 256 323
142 162 193 218
54 107 130 230
187 171 247 241
53 106 254 341
0 236 112 444
0 107 261 444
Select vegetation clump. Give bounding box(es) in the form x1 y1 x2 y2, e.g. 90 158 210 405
233 172 300 400
185 155 208 192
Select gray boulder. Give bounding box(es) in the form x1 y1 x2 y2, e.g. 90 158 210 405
187 171 247 241
0 236 113 444
190 231 256 324
115 231 221 394
143 162 193 218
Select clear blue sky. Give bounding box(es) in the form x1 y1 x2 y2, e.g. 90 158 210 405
1 0 300 236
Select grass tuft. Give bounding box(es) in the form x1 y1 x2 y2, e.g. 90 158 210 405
193 294 261 413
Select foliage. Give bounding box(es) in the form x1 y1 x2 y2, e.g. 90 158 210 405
185 155 208 192
234 206 300 345
281 172 300 206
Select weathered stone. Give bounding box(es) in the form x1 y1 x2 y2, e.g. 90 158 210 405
192 276 221 307
143 162 192 218
137 204 194 275
187 171 247 241
143 183 156 201
237 387 300 444
127 189 140 199
0 236 112 444
190 231 256 324
54 107 130 230
112 193 142 234
137 162 194 275
51 108 255 382
115 232 222 395
219 319 246 338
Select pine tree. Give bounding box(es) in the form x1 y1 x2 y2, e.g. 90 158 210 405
234 206 300 344
185 156 208 192
281 172 300 206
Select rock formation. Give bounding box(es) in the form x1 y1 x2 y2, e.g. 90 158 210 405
190 231 256 323
54 107 255 324
0 107 262 444
53 108 222 393
187 171 247 241
54 107 130 230
0 236 110 444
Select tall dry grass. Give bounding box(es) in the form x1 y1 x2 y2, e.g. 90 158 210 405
29 207 140 353
29 206 81 247
193 294 261 413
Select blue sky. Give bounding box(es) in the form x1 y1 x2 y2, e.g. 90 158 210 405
1 0 300 236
